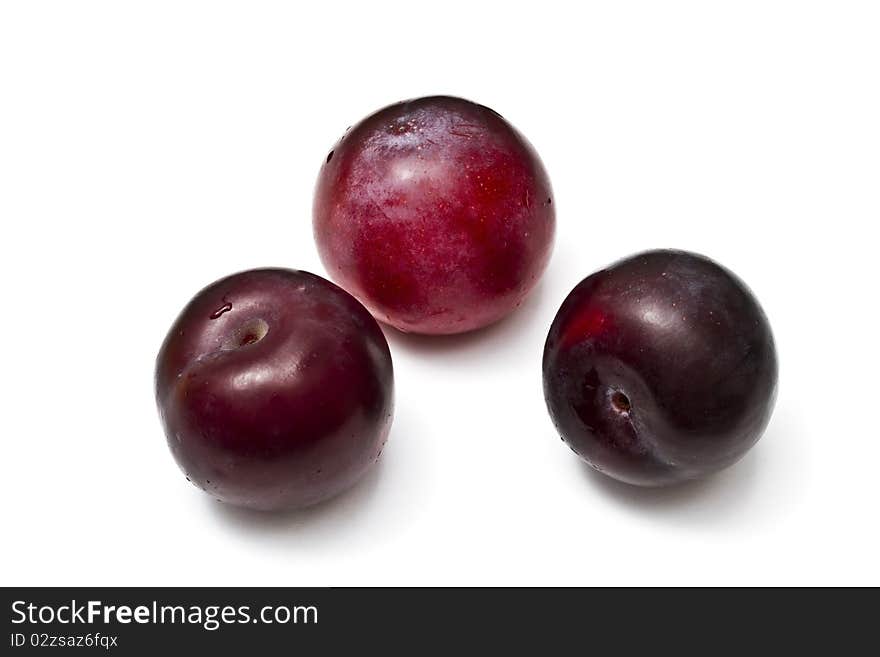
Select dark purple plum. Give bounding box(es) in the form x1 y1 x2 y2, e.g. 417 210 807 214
155 268 393 510
543 250 777 486
313 95 555 335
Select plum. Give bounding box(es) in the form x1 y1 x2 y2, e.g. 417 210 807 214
313 95 555 334
543 250 777 486
155 268 393 510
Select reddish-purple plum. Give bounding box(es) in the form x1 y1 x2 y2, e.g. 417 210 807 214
543 250 777 486
313 95 555 335
155 268 393 510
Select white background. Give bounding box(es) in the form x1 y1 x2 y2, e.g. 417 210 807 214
2 1 878 586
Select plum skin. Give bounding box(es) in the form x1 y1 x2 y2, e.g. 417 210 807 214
313 95 555 335
155 268 393 510
542 250 778 486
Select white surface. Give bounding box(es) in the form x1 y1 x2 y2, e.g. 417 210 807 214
2 1 878 586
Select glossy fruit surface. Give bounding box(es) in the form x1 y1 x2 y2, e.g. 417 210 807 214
543 250 777 486
313 95 555 335
155 268 393 510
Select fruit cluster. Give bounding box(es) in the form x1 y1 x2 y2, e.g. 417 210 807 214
155 96 778 511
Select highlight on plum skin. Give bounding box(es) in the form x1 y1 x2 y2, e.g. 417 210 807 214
313 95 555 335
154 268 394 511
542 249 778 487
